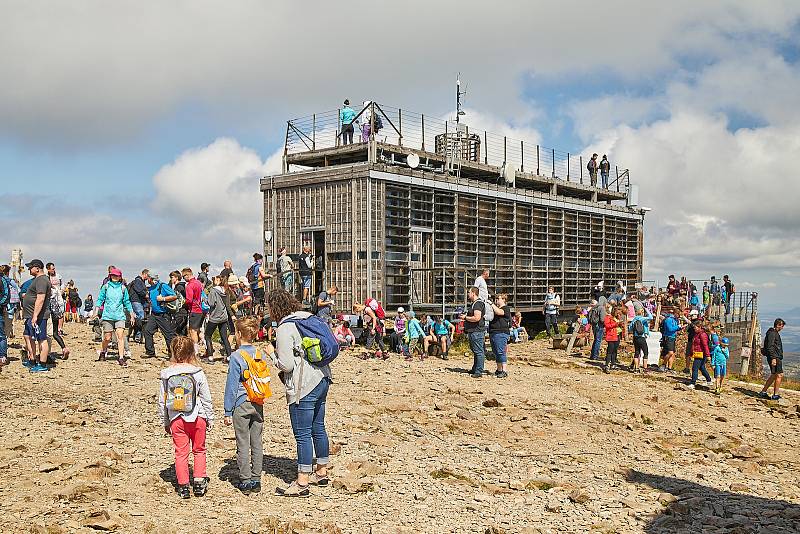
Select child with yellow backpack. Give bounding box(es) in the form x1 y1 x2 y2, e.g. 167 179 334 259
223 316 272 494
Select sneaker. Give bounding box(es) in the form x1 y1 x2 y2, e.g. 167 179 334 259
0 357 7 367
442 353 449 360
496 371 508 379
117 356 128 367
249 479 261 493
96 350 107 362
177 484 191 499
142 351 156 359
61 348 70 360
275 481 310 498
603 366 611 374
771 394 781 401
192 477 209 496
22 359 35 368
470 373 482 379
236 481 253 495
705 380 713 388
29 363 50 373
124 350 132 359
757 391 770 399
685 384 695 390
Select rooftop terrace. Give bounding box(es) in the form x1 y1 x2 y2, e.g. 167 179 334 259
282 102 634 204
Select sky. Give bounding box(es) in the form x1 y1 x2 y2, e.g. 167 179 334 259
1 1 800 312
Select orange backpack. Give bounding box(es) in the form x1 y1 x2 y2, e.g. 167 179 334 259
240 349 272 404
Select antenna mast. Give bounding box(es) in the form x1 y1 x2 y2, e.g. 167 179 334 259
456 73 466 123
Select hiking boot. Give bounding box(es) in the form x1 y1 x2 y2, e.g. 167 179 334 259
143 351 156 359
441 353 449 360
250 479 261 493
29 363 50 373
236 481 253 495
603 365 611 374
757 391 770 399
771 394 781 401
496 371 508 379
470 373 482 379
117 356 128 367
192 477 209 496
22 358 35 368
177 484 191 499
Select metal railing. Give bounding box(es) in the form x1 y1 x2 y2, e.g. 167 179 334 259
285 102 631 192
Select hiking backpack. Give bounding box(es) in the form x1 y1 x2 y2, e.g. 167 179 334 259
588 306 601 326
366 298 386 320
163 371 199 414
200 289 211 313
160 283 185 313
632 319 646 337
246 263 259 285
0 276 9 308
283 315 339 367
240 349 272 404
480 299 494 324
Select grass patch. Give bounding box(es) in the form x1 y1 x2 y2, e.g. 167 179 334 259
526 479 555 491
430 468 478 486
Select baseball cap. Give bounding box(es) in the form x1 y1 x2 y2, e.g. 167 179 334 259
227 275 239 285
151 274 160 282
109 268 123 277
25 259 45 269
397 307 405 313
722 337 729 344
689 309 699 317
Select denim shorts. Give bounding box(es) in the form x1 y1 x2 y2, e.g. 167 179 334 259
24 317 49 341
714 364 726 377
301 275 312 289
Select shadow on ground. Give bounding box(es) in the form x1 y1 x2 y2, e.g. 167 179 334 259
218 455 296 486
626 469 800 533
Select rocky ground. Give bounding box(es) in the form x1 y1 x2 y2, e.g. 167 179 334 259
1 322 799 534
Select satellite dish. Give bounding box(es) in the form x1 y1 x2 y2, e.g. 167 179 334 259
407 153 420 169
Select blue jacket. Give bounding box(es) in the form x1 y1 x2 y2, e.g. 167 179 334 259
148 282 176 314
628 311 653 338
661 314 680 339
96 281 133 322
711 345 729 367
224 345 255 416
406 318 425 340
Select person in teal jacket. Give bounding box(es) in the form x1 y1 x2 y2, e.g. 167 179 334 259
95 267 133 366
628 309 653 373
711 337 730 395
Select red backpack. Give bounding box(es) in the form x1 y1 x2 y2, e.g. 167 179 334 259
365 298 385 320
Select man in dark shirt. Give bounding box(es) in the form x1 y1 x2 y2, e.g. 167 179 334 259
128 269 149 343
298 246 314 305
723 275 734 315
759 318 785 400
315 285 338 324
489 293 512 378
21 259 51 371
460 287 486 379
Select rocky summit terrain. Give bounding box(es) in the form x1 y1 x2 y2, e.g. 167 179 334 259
1 322 799 534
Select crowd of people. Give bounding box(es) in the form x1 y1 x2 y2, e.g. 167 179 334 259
0 256 788 502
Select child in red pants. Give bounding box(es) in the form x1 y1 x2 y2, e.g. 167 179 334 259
158 335 214 499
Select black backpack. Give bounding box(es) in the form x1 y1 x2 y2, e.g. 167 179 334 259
632 319 646 337
588 306 601 326
0 276 9 308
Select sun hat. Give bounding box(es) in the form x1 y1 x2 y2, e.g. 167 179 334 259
227 275 239 285
397 307 405 313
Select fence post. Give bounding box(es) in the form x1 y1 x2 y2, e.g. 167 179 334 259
398 109 402 147
536 145 540 175
484 131 488 164
312 113 316 151
336 108 341 147
520 140 524 171
421 114 425 151
580 155 583 184
552 148 555 178
616 166 620 192
567 152 570 181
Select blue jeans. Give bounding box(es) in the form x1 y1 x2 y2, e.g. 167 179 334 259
691 357 712 385
591 324 605 360
131 302 145 321
468 330 486 375
288 377 331 473
489 332 509 364
281 272 294 293
544 313 559 337
0 308 6 358
601 171 609 188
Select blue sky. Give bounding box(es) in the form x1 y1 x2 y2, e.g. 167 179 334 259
2 1 800 311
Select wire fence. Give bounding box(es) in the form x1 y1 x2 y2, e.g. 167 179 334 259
285 102 630 192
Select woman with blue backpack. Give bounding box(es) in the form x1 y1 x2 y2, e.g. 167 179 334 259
265 288 335 498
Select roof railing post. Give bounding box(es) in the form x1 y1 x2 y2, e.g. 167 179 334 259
421 114 425 151
312 113 316 151
336 108 341 147
369 102 375 141
398 108 403 147
552 148 555 178
567 152 570 181
484 131 488 164
520 140 524 172
536 145 540 175
503 136 507 165
580 155 584 184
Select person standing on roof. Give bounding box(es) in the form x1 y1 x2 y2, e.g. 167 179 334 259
587 153 599 186
340 99 356 145
599 155 610 188
360 101 372 143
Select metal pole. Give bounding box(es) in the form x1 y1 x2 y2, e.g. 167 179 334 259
552 148 555 178
536 145 540 175
503 136 507 164
312 113 316 151
421 114 425 150
520 140 524 171
336 108 341 147
484 131 488 164
567 152 570 181
398 109 402 147
580 156 583 184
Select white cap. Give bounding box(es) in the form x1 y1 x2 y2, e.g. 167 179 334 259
397 307 405 313
689 309 699 317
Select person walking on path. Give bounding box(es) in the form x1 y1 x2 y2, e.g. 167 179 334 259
224 316 270 495
723 275 735 315
128 269 149 344
543 286 560 338
264 289 333 498
46 262 66 336
340 99 356 145
759 318 785 400
158 335 213 499
589 284 607 361
182 268 205 355
628 306 653 373
144 274 178 358
687 320 713 389
0 268 10 367
489 293 511 378
603 307 624 373
711 337 730 395
203 275 232 365
461 287 487 378
248 253 272 314
277 247 294 294
22 259 51 372
95 268 134 366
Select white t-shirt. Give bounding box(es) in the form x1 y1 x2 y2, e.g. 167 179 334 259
473 276 488 301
